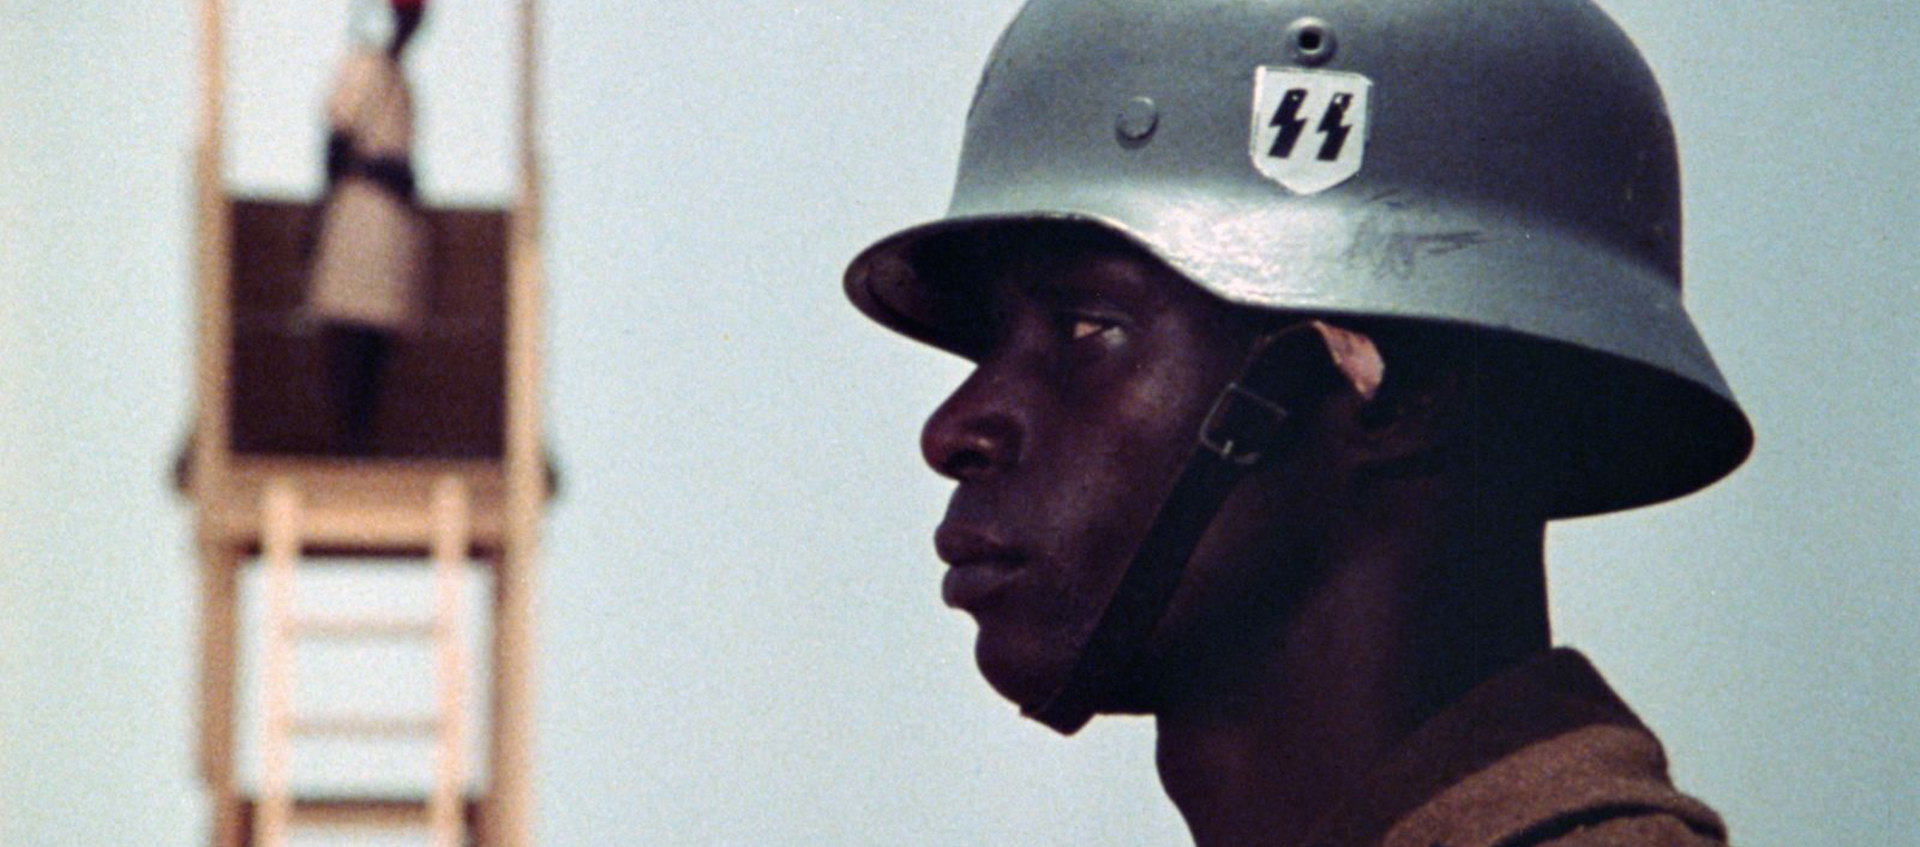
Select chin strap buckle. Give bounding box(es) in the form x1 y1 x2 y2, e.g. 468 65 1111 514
1199 382 1292 466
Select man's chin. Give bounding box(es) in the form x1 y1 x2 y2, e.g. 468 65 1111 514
973 626 1165 721
972 630 1073 712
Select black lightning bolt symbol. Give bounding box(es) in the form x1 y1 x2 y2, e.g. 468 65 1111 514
1316 93 1355 161
1268 89 1310 159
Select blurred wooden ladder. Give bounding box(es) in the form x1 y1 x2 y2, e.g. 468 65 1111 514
188 0 549 841
253 475 471 847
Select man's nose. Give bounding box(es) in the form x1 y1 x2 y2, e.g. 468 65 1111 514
921 368 1025 482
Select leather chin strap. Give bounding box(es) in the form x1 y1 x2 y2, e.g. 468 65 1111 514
1024 321 1381 734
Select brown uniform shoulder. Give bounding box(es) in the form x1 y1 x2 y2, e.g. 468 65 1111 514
1520 810 1727 847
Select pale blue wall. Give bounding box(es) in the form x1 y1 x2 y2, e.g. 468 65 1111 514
1 1 1913 845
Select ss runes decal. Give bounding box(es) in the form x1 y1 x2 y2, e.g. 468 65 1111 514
1250 68 1372 195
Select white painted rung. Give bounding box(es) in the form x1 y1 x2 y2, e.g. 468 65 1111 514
287 616 438 640
291 716 439 739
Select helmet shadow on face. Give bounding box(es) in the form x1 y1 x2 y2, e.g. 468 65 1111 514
914 224 1275 710
899 222 1685 719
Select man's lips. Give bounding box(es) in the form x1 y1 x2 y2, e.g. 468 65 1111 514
934 524 1028 610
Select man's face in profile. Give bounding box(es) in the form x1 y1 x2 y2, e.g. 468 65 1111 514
917 233 1274 709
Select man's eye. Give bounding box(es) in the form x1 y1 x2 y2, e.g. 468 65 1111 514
1069 318 1115 341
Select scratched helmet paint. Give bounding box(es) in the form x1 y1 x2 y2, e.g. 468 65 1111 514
845 0 1752 516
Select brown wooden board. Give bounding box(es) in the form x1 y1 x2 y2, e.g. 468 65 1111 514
227 197 508 459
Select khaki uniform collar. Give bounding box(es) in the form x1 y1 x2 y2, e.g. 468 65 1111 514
1297 649 1726 847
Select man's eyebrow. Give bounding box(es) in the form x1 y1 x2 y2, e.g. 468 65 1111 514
1027 281 1124 312
1023 262 1152 310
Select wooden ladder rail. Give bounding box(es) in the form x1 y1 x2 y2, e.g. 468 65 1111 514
492 1 545 844
255 479 300 847
429 475 472 847
192 1 239 838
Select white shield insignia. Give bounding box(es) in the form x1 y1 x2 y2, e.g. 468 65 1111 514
1249 67 1372 195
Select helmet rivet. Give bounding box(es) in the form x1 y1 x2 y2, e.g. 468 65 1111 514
1116 97 1160 146
1287 18 1337 66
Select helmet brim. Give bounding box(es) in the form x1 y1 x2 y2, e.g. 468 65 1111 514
845 212 1752 518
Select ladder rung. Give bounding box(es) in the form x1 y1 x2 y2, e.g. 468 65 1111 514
295 508 445 549
287 616 438 640
286 797 435 830
291 716 439 739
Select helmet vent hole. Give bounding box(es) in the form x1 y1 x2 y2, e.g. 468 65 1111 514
1115 96 1160 147
1287 18 1337 66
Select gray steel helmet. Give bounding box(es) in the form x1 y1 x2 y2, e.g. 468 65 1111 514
846 0 1752 516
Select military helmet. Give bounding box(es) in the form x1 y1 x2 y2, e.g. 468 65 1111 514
846 0 1751 515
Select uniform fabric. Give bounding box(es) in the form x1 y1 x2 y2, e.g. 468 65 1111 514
1302 649 1728 847
305 47 428 333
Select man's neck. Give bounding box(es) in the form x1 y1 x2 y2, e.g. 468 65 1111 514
1151 505 1549 847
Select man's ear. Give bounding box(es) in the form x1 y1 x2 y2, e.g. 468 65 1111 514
1337 329 1468 472
1298 321 1453 468
1306 321 1384 402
